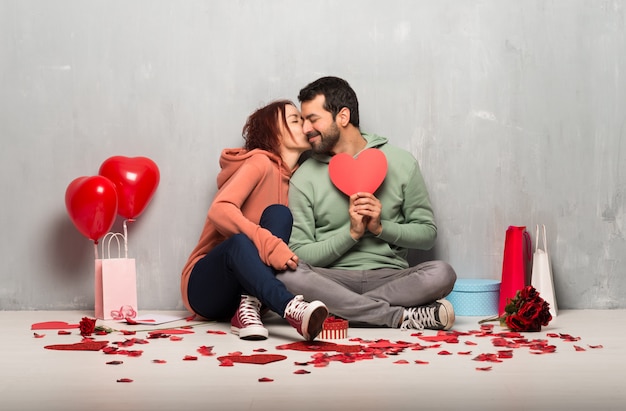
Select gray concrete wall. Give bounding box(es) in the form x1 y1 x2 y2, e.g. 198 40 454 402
1 0 624 311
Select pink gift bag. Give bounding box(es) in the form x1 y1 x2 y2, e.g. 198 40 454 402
498 226 532 315
95 233 138 320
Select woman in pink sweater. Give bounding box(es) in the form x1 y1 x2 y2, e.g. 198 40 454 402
181 100 328 341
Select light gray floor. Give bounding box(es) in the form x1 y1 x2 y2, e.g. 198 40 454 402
1 309 625 411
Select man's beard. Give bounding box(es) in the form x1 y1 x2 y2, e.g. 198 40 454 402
310 122 340 155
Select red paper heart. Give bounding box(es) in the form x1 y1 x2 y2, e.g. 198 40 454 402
44 341 110 351
148 329 195 335
99 156 160 219
418 335 459 343
217 354 287 365
32 321 80 330
276 341 361 353
328 148 387 196
364 340 413 349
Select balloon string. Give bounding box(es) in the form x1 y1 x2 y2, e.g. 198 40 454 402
94 242 99 260
123 220 129 259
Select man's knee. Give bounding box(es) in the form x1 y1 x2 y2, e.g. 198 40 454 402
439 260 457 284
421 260 456 292
434 260 457 294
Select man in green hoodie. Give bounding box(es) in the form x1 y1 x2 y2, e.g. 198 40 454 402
277 76 457 330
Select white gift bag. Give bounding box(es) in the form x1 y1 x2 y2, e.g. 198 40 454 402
531 224 558 317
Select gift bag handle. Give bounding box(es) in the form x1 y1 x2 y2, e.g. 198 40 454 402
93 220 132 260
101 232 127 259
534 224 548 254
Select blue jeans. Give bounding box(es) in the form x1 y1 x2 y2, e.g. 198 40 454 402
187 204 295 320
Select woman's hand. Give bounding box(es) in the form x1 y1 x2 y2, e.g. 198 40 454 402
285 254 299 271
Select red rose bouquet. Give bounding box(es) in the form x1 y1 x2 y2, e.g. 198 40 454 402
481 286 552 332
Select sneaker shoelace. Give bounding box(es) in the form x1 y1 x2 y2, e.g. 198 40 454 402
400 305 439 330
239 296 263 326
284 295 306 320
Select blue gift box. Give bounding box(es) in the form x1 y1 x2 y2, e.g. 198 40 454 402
447 279 501 316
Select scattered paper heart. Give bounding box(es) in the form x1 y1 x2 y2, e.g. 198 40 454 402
44 341 109 351
217 354 287 365
276 341 361 353
32 321 79 330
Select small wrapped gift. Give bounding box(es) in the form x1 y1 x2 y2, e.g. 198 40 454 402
319 316 348 340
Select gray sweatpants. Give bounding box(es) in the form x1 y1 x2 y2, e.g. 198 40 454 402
276 260 456 328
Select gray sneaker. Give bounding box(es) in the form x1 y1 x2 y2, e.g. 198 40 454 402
400 299 455 331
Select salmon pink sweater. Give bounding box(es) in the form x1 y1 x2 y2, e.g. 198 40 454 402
180 148 296 314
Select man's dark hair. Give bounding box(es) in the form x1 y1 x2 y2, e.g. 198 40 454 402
298 76 360 128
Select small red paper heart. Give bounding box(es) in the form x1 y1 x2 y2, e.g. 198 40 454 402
418 335 459 343
217 354 287 365
365 340 412 349
148 329 194 336
329 148 387 196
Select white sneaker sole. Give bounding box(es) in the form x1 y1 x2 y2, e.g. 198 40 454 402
231 325 269 340
437 299 455 330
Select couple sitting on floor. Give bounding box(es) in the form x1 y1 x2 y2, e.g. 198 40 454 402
180 76 457 341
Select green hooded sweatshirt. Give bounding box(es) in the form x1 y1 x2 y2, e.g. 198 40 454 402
289 132 436 270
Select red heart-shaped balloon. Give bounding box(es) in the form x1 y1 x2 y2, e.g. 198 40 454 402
99 156 160 219
65 176 118 242
328 148 387 196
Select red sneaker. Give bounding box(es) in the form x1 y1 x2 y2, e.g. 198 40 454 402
230 295 268 340
284 295 328 341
